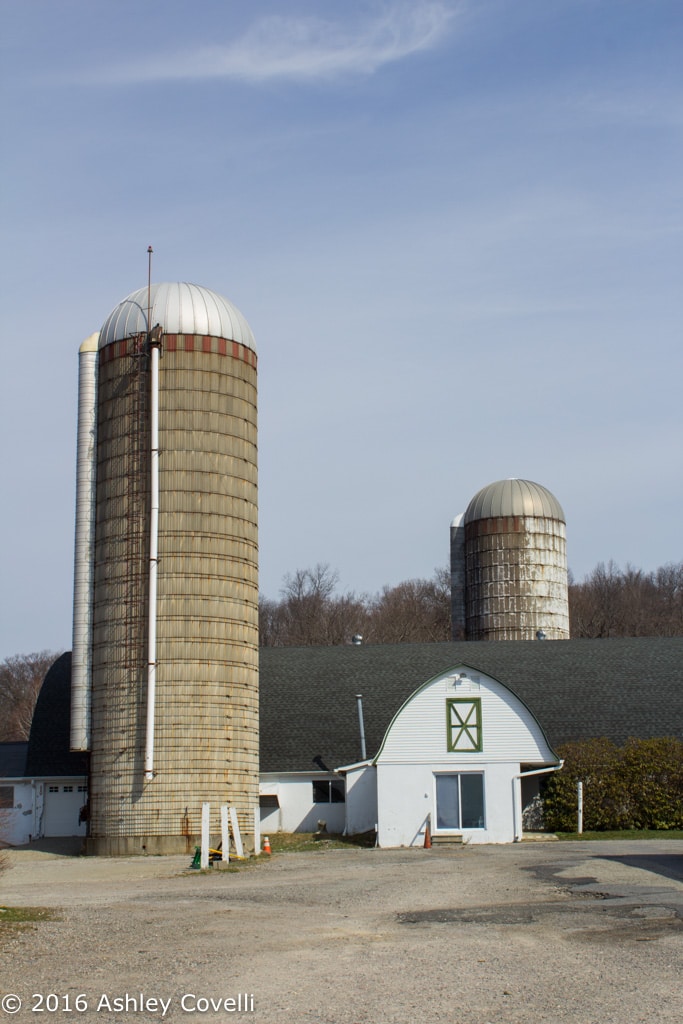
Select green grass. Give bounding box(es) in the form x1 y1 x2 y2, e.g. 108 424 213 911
0 906 57 923
0 906 58 933
554 829 683 841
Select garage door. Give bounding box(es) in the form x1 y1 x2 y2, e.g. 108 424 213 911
43 783 87 837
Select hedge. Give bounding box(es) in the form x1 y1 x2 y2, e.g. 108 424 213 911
541 737 683 832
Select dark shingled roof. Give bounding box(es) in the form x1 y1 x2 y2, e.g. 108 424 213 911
259 638 683 772
0 742 28 778
25 639 683 779
26 652 88 777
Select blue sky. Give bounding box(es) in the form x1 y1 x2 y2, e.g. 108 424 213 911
1 0 681 658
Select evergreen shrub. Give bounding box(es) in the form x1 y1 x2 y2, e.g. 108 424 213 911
542 737 683 832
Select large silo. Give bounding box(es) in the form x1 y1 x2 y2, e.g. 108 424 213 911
72 282 259 855
457 478 569 641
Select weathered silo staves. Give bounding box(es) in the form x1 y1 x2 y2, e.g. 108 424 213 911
451 479 569 641
75 281 259 855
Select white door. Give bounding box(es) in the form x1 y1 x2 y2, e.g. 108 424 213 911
435 773 486 831
43 784 87 836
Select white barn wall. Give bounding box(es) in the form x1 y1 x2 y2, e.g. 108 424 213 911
0 781 35 846
376 762 517 846
1 777 88 845
379 669 553 764
343 765 377 836
259 773 346 833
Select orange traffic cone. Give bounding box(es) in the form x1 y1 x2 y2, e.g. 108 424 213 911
424 824 432 849
263 836 272 855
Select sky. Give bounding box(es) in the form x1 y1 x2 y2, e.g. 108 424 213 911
1 0 681 659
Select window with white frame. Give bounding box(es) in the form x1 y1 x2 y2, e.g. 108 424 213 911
435 773 485 830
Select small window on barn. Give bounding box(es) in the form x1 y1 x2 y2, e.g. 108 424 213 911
312 780 345 803
259 795 279 808
0 786 14 809
63 786 73 793
77 785 87 793
48 786 59 793
446 698 482 752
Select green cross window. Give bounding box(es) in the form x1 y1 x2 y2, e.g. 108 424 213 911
446 698 482 752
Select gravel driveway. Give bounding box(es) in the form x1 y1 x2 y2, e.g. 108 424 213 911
1 839 682 1024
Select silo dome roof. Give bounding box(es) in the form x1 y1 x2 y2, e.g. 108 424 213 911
464 479 565 524
99 282 256 351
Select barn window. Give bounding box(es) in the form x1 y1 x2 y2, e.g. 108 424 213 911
446 698 482 752
0 786 14 809
312 780 345 803
63 786 73 793
48 786 59 793
435 774 485 830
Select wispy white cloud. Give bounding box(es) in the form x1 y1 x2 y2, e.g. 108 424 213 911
90 2 457 84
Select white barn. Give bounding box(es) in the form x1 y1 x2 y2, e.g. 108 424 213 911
372 664 558 845
259 638 683 847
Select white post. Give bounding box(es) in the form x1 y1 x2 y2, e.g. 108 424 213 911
201 802 210 869
253 806 261 855
229 806 244 859
512 775 522 842
577 781 584 834
220 805 230 863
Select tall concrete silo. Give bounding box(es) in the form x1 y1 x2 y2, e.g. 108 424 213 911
71 281 259 854
451 478 569 641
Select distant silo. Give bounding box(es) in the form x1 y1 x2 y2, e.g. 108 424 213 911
72 281 259 855
449 513 466 640
452 478 569 641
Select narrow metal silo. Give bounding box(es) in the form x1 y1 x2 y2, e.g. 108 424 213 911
463 478 569 641
83 282 258 854
449 513 466 640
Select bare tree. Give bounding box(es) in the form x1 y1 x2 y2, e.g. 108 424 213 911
258 564 366 646
259 565 450 646
569 561 683 638
652 562 683 635
365 569 451 643
0 651 61 742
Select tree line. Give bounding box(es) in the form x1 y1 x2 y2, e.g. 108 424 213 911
261 559 683 647
569 560 683 638
259 564 451 647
